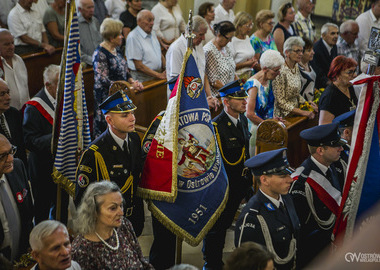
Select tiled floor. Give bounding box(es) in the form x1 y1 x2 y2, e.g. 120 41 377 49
138 202 235 269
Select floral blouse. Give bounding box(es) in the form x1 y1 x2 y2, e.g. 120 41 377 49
250 34 277 56
204 41 236 96
272 64 305 118
71 217 153 270
92 46 132 138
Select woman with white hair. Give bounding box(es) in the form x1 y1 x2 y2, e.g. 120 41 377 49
273 36 317 118
244 49 284 155
71 181 153 269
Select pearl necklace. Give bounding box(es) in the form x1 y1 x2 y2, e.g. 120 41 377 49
95 229 120 250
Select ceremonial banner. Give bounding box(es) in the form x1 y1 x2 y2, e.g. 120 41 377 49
139 49 229 245
51 1 91 197
333 75 380 243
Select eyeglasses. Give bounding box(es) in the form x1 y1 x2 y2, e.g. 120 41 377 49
244 23 254 28
0 145 17 161
291 49 303 54
266 21 275 26
270 68 281 74
222 34 233 41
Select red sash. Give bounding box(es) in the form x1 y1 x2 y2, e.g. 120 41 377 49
293 167 342 215
26 97 54 125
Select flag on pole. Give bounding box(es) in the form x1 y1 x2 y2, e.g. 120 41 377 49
51 1 92 197
138 48 229 246
333 75 380 243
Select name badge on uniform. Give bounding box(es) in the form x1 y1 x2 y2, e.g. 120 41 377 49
113 164 123 168
265 203 276 211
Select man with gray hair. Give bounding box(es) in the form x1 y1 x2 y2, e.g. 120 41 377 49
0 28 30 110
337 20 360 71
23 64 59 224
294 0 316 42
0 134 33 262
126 10 166 82
78 0 102 66
30 220 81 270
212 0 236 25
311 23 338 89
166 15 218 108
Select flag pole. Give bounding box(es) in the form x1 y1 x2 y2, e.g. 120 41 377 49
53 0 72 222
174 9 194 264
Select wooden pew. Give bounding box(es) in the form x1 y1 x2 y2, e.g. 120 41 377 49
256 116 318 168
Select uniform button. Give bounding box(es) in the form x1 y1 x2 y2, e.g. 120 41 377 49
124 169 128 173
110 171 114 175
283 237 285 240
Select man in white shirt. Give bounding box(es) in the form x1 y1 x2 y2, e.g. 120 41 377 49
166 15 218 108
212 0 236 25
0 29 29 110
7 0 55 55
126 10 166 82
356 0 380 55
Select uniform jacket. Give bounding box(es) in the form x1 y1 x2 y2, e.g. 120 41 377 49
75 129 144 236
213 110 251 193
1 107 27 167
289 156 344 268
311 38 337 89
235 191 300 270
0 159 34 260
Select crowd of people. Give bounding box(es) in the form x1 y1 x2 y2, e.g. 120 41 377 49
0 0 378 269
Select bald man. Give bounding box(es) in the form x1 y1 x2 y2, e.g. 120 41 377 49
126 10 166 82
0 134 33 262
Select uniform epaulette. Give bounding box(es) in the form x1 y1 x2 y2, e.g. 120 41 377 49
89 145 99 151
212 121 218 126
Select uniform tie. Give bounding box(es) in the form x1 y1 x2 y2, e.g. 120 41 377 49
0 114 11 140
326 167 341 192
0 179 20 261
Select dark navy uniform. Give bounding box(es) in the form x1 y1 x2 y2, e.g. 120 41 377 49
333 109 356 163
75 90 144 236
289 123 346 268
235 148 299 270
203 80 252 270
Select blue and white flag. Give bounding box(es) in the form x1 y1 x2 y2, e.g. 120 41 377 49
52 1 91 197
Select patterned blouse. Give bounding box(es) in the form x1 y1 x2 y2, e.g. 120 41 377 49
204 41 236 96
250 34 277 57
71 218 153 270
272 64 305 118
244 78 274 120
92 46 132 138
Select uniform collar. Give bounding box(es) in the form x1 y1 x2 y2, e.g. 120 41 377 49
224 109 239 127
259 189 284 208
311 155 329 175
109 128 128 151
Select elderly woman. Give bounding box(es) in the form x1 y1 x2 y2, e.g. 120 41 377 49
273 2 296 56
244 50 284 156
43 0 65 47
250 10 277 72
299 37 316 101
72 181 153 269
319 55 358 125
151 0 186 50
273 36 317 119
93 18 143 138
231 12 257 81
198 2 215 45
204 20 237 96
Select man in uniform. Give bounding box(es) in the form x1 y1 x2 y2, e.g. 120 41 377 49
203 80 252 270
235 148 299 270
290 123 346 268
75 90 144 236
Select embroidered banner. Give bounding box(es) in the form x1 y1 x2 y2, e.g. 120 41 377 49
139 50 229 245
